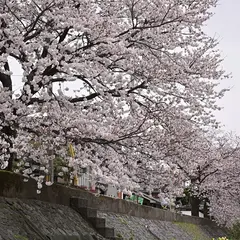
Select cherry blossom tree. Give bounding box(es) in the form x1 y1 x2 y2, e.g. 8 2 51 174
168 130 240 223
205 134 240 227
0 0 229 197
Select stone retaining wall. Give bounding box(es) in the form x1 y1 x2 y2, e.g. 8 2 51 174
0 171 215 225
98 211 227 240
0 196 228 240
0 197 105 240
0 171 229 240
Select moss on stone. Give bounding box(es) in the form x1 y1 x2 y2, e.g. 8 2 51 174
118 216 128 225
174 222 209 240
14 234 29 240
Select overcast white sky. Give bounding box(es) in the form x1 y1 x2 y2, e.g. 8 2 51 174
9 0 240 133
205 0 240 133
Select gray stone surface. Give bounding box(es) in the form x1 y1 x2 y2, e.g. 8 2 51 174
98 211 227 240
0 195 228 240
0 197 105 240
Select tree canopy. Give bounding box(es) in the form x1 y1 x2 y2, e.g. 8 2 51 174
0 0 238 226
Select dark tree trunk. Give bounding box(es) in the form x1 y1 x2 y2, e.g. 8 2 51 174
190 195 200 217
203 198 210 219
3 125 17 172
0 62 15 171
0 63 12 91
5 153 14 171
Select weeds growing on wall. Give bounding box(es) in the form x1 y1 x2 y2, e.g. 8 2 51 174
229 222 240 240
